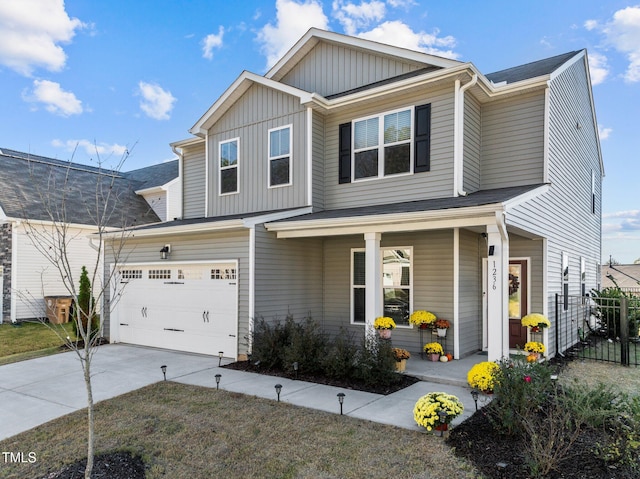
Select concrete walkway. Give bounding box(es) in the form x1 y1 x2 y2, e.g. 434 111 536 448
0 344 490 441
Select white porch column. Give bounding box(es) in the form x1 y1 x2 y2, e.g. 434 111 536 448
486 222 509 361
364 232 382 338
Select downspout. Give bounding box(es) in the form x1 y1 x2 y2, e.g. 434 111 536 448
453 74 478 197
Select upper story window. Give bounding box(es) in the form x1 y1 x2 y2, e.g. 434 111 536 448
268 125 292 187
219 138 239 195
339 103 431 184
353 108 412 180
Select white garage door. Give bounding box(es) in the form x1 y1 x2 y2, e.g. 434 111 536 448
113 262 238 358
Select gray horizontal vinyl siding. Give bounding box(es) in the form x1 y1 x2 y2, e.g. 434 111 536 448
208 83 308 216
103 230 250 354
280 42 426 97
312 111 325 209
253 225 323 321
322 230 454 356
507 57 602 356
182 143 206 219
463 95 481 193
480 91 545 189
324 86 455 209
458 229 482 357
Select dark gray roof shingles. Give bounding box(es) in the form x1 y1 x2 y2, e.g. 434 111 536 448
486 51 581 84
125 160 179 190
0 149 162 227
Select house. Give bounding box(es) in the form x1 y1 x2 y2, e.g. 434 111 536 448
104 29 603 362
0 148 174 323
601 263 640 294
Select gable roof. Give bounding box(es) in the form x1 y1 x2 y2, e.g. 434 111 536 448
126 160 179 191
0 148 160 227
486 50 582 85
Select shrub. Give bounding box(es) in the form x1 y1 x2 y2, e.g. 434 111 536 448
322 328 359 380
352 338 397 387
73 266 99 340
467 361 499 392
591 287 640 339
281 315 328 375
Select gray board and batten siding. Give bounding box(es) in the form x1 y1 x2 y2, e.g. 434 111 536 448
278 41 432 98
103 230 250 355
207 83 309 217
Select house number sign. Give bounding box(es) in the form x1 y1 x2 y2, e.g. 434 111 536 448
491 261 497 291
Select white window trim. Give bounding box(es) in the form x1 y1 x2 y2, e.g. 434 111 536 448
268 124 293 188
350 246 413 327
351 106 414 182
219 137 240 196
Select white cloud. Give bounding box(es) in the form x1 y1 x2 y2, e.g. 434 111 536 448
598 125 612 140
584 19 598 31
52 139 128 158
333 0 386 36
23 79 83 116
386 0 416 7
257 0 329 69
202 26 224 60
357 20 458 59
137 81 176 120
594 6 640 82
587 51 609 85
0 0 85 76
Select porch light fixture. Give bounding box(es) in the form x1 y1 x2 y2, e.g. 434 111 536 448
437 409 447 437
275 384 282 402
337 392 345 415
218 351 224 367
160 365 167 381
292 361 299 379
471 389 479 411
160 244 171 260
215 373 221 389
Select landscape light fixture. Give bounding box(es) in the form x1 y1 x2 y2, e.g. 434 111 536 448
160 245 170 260
292 361 299 379
337 392 345 415
215 373 221 390
275 384 282 402
160 365 167 381
471 389 479 411
218 351 224 367
437 409 447 437
496 461 508 478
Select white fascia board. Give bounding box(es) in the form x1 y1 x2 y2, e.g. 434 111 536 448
170 137 205 149
266 204 504 238
242 207 313 228
0 205 6 222
134 185 165 195
7 216 107 232
502 184 550 209
266 28 462 81
190 71 314 136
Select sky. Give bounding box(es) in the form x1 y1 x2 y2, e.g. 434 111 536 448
0 0 639 263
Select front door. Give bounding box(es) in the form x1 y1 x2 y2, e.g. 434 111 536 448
508 260 528 348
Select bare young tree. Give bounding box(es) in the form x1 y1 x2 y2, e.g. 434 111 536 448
19 145 151 478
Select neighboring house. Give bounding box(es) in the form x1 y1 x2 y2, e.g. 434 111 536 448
125 160 180 222
104 29 603 362
0 148 169 323
601 264 640 294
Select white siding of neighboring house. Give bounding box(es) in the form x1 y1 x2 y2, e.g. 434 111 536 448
278 41 428 97
166 178 182 221
141 191 167 222
13 222 100 321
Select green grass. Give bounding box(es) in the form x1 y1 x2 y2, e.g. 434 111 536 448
0 321 76 365
577 337 640 365
0 382 480 479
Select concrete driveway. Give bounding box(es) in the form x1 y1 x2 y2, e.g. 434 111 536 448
0 344 481 441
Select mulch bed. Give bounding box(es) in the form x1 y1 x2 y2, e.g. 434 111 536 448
223 360 421 395
41 451 144 479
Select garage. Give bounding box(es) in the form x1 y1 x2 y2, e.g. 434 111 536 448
112 261 238 358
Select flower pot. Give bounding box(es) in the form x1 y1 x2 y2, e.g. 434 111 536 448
434 423 448 432
419 323 429 330
395 359 407 372
429 353 440 362
531 326 541 333
378 329 391 339
437 328 447 337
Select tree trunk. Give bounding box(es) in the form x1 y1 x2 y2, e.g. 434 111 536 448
83 350 94 479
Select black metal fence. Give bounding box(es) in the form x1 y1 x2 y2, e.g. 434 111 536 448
556 293 640 366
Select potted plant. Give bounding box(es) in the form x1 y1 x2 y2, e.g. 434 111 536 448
409 310 436 329
373 316 396 339
392 347 411 372
521 313 551 333
434 319 450 337
467 361 500 393
423 342 444 361
413 392 464 432
523 341 545 360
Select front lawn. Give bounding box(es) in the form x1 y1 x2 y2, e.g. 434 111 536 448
0 382 479 479
0 321 76 365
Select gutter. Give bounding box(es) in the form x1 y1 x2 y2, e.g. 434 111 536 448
453 74 478 197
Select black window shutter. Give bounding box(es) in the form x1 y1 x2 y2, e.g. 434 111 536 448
338 122 352 184
414 103 431 173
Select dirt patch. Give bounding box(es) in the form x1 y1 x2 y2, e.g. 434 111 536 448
40 451 144 479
